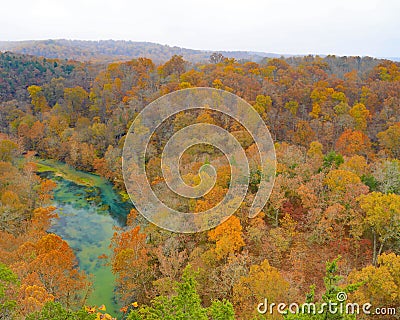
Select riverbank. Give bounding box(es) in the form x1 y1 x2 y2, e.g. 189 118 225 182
34 158 101 187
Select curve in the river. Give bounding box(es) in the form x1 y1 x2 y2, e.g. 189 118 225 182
36 159 132 317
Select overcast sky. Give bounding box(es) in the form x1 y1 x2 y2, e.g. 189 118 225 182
1 0 399 57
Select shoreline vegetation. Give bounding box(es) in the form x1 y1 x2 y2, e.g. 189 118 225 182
33 158 131 202
34 158 100 187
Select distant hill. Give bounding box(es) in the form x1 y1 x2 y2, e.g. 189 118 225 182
385 57 400 62
0 39 283 63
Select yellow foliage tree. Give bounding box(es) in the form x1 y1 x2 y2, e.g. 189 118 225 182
377 123 400 158
339 155 369 177
27 85 49 113
233 259 289 319
348 253 400 309
324 169 361 193
208 216 245 261
349 103 370 131
358 192 400 265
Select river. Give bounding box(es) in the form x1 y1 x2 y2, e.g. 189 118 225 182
35 159 132 317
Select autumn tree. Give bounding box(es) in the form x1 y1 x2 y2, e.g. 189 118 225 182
207 216 245 262
209 53 225 64
335 129 372 157
111 226 153 306
160 55 187 78
309 84 346 121
372 159 400 194
233 259 289 319
358 192 400 265
153 236 188 297
307 141 324 171
348 103 370 131
377 123 400 158
253 94 272 119
0 139 19 162
347 253 400 316
324 169 361 194
63 86 89 124
339 155 369 177
292 121 317 147
20 233 90 310
28 85 49 114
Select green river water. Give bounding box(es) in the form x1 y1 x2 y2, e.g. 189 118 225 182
36 159 133 317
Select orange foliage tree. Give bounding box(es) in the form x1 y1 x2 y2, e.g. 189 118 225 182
111 226 154 306
335 129 372 157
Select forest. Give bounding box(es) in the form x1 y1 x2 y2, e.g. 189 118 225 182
0 40 280 64
0 50 399 319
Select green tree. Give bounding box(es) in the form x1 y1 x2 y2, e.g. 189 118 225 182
0 263 19 319
323 151 344 169
171 266 208 320
127 265 233 320
26 302 96 320
208 299 235 320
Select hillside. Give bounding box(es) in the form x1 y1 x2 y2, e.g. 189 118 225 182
0 39 282 63
0 47 399 320
0 52 96 103
1 49 392 106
